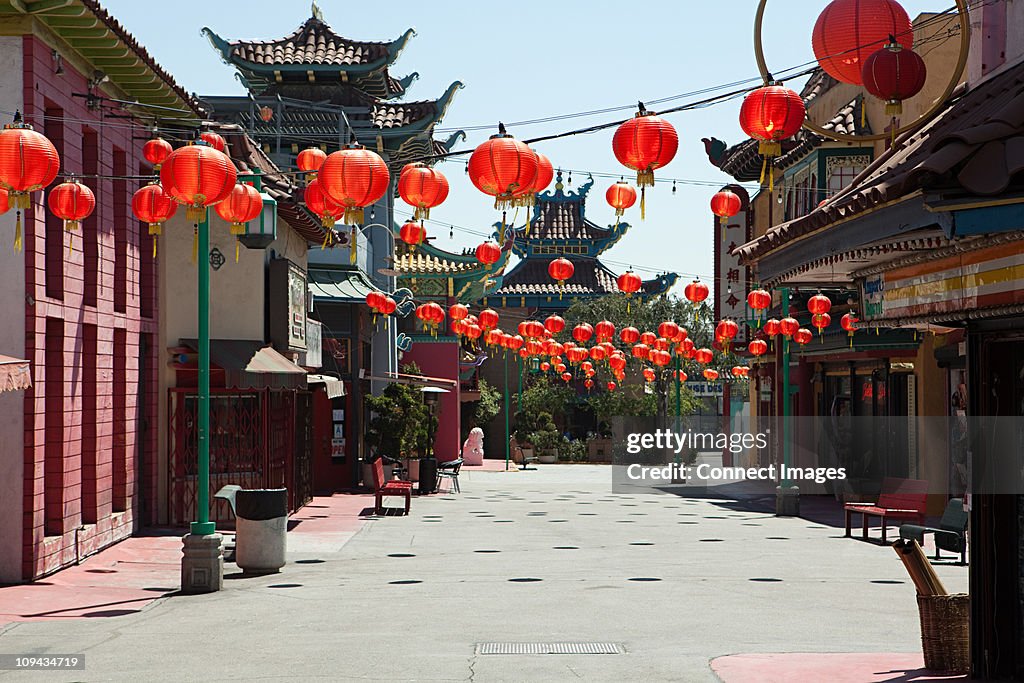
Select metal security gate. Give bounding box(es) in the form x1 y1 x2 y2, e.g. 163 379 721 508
167 388 314 526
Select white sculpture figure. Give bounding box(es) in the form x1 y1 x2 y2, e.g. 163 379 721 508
461 427 484 466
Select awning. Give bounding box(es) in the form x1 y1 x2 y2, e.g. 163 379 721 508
181 339 306 390
309 265 383 303
306 374 346 398
0 355 31 393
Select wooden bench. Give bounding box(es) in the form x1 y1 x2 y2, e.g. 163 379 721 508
372 458 412 515
844 477 928 543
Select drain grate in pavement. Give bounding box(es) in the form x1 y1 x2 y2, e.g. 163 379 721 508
476 642 624 655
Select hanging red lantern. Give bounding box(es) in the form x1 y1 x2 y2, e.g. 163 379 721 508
526 339 545 356
398 162 450 220
703 369 719 381
731 366 746 378
616 270 643 296
540 361 551 372
813 0 913 86
467 124 538 211
296 147 327 184
695 348 714 365
531 153 554 195
475 240 502 265
0 114 59 251
710 189 742 225
812 312 832 335
764 319 781 338
794 328 814 346
841 312 859 347
684 280 710 306
451 319 466 337
631 343 650 360
199 130 226 153
572 324 594 344
779 317 800 337
606 182 637 219
304 178 344 228
526 320 546 339
609 354 627 372
747 288 772 313
748 339 768 357
319 141 390 225
807 293 832 315
612 103 678 218
739 84 806 189
555 362 567 374
639 331 656 347
143 136 173 170
548 257 574 297
607 381 617 392
449 303 469 322
651 350 672 367
643 367 656 383
561 372 573 383
583 378 595 390
679 339 696 358
379 297 397 316
619 327 640 345
543 314 565 335
657 321 680 341
366 291 386 312
479 309 500 330
48 179 95 249
506 335 525 352
517 321 531 338
595 320 616 342
715 319 740 344
132 183 178 258
399 220 427 250
464 323 483 340
652 337 670 352
677 370 688 382
580 360 594 374
589 345 607 362
862 39 927 117
215 182 263 234
485 328 504 347
160 142 237 221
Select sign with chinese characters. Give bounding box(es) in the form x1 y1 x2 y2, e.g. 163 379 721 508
714 188 749 345
305 319 322 368
288 264 307 349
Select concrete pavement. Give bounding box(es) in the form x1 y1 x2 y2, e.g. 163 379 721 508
0 464 968 682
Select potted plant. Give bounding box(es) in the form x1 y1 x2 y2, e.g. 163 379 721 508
524 412 561 464
365 381 429 488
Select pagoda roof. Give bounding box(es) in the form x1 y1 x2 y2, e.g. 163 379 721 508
394 241 509 302
493 256 677 299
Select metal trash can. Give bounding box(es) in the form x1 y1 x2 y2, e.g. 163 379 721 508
234 488 288 574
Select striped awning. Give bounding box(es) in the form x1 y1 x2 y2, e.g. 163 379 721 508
0 355 31 393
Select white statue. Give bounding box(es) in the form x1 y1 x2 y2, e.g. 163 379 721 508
461 427 484 466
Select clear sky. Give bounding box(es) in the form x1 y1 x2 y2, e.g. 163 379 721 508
101 0 947 291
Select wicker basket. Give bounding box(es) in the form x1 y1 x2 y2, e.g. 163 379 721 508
917 593 970 674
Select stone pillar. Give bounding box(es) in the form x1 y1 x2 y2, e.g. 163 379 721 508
181 533 223 594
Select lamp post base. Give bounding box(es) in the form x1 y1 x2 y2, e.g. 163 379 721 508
775 485 800 517
181 533 224 594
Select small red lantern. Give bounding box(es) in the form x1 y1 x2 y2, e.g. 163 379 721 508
794 328 814 346
619 327 640 345
476 240 502 265
572 324 594 344
506 335 525 352
807 293 832 315
548 257 574 297
319 141 390 225
160 142 237 221
813 0 913 86
544 314 566 335
199 130 226 152
398 162 450 220
467 124 538 211
589 345 607 362
561 372 573 383
304 178 344 228
143 137 173 170
607 381 617 392
710 189 742 225
366 291 386 312
612 103 679 218
704 369 720 381
464 323 483 340
616 270 643 296
584 378 595 390
862 40 927 117
651 350 672 367
399 220 427 249
215 182 263 234
540 361 551 372
695 348 714 365
485 328 504 347
609 354 627 372
779 317 800 337
684 280 710 305
739 84 805 188
731 366 746 378
379 297 397 316
449 304 469 322
480 309 500 330
643 367 656 383
747 288 772 322
841 312 859 347
48 180 95 249
632 343 650 361
555 362 567 374
715 319 739 343
764 319 781 338
653 337 670 352
133 183 178 257
812 312 832 336
640 331 657 347
595 320 616 342
748 339 768 357
606 182 637 219
297 147 327 182
657 321 680 342
677 370 688 382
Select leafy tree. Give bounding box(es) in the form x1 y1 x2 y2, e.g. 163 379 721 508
473 378 502 427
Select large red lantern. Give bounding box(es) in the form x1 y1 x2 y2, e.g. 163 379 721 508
632 343 650 361
48 180 95 249
399 220 427 250
304 178 344 228
319 142 390 225
620 327 640 345
651 350 672 367
571 324 593 344
160 142 237 221
132 183 178 257
366 291 386 312
548 257 574 297
710 189 742 225
609 354 627 372
715 319 739 345
143 137 173 170
807 293 832 315
199 130 226 153
684 280 710 308
479 309 500 330
525 320 546 339
812 0 913 86
595 320 616 342
0 114 59 250
475 240 502 265
606 182 637 219
612 104 678 218
467 124 538 211
379 296 397 316
764 319 781 338
398 162 450 220
297 147 327 182
449 304 469 322
616 270 643 307
748 339 768 357
747 288 772 313
739 84 805 188
589 345 607 362
506 335 525 352
862 40 927 117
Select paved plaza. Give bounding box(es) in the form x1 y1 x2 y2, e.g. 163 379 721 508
0 465 968 682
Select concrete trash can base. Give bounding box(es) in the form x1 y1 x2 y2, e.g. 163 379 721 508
234 488 288 574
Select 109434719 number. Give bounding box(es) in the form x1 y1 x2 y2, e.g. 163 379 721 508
0 654 85 670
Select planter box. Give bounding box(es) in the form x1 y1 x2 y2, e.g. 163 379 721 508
538 453 558 464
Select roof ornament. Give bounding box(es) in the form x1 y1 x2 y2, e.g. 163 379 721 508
311 1 324 21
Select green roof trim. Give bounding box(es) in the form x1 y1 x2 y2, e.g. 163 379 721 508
309 264 384 303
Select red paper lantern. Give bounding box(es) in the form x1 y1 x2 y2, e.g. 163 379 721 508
684 280 710 305
531 153 554 195
619 327 640 345
695 348 714 365
319 142 390 224
609 354 627 372
398 162 450 220
540 361 551 372
812 312 832 334
747 288 772 312
704 369 720 381
612 104 678 218
548 257 574 294
794 328 814 346
632 343 650 360
595 320 616 342
399 220 427 249
467 125 538 210
48 180 95 239
764 319 781 337
479 309 500 330
449 304 469 322
297 147 327 182
526 339 545 356
464 323 483 340
379 297 397 316
715 319 739 343
606 182 637 217
748 339 768 357
643 368 656 383
813 0 913 86
215 182 263 234
526 320 546 339
739 84 805 184
485 328 504 347
572 324 594 344
589 345 607 362
807 293 832 315
841 313 859 332
651 350 672 367
607 381 617 392
710 189 742 225
506 335 525 351
677 370 688 382
862 41 927 117
555 362 567 374
199 130 226 152
304 178 344 228
779 317 800 337
160 143 237 221
366 291 386 311
616 270 643 299
561 372 573 383
639 331 656 347
732 366 746 378
657 321 680 341
143 137 173 170
544 314 566 335
0 114 60 249
132 183 178 257
476 240 502 265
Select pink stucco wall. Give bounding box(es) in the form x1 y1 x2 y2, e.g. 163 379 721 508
401 339 461 463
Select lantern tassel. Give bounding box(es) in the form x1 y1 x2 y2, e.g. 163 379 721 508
13 210 21 253
235 239 240 263
153 236 158 259
349 227 357 265
640 186 646 221
861 102 867 129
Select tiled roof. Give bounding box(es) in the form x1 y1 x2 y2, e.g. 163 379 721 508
395 248 500 276
522 200 613 241
736 63 1024 263
224 18 395 68
494 258 674 297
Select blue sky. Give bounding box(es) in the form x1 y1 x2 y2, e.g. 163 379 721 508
102 0 945 290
